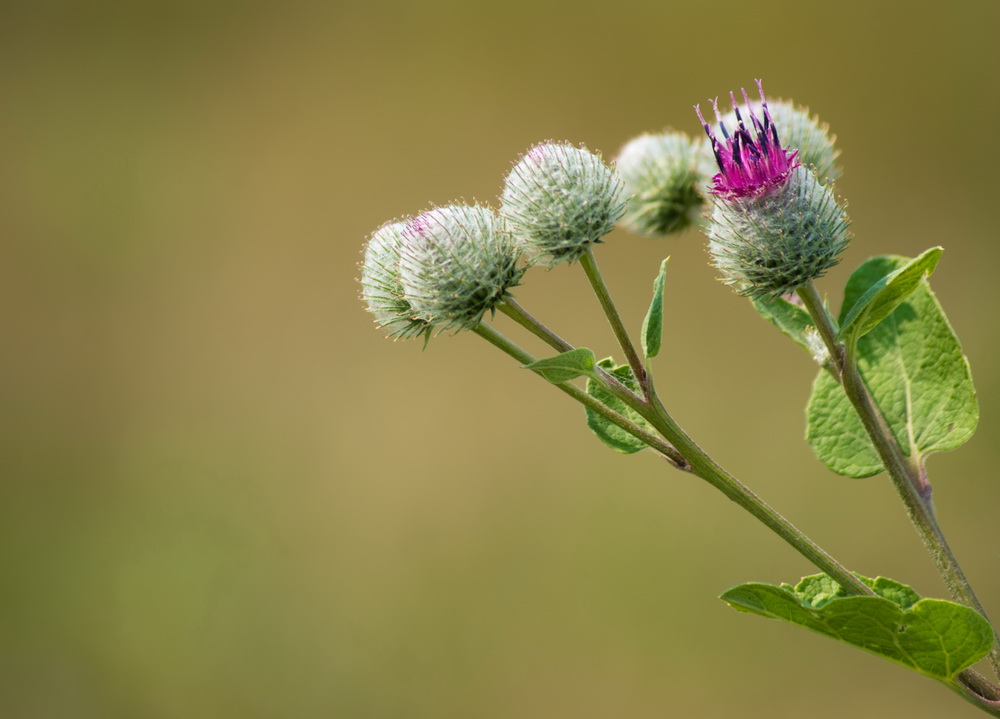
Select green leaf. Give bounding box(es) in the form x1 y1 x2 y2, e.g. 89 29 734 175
837 247 943 345
752 295 816 354
641 258 669 359
721 574 994 682
807 254 978 477
523 348 597 384
585 358 655 454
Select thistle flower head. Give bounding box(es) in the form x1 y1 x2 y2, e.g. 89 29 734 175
397 204 522 332
360 220 432 340
500 142 625 265
706 165 850 300
695 80 800 200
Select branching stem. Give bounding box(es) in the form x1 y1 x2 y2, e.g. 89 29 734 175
489 286 872 598
473 324 687 468
485 271 1000 712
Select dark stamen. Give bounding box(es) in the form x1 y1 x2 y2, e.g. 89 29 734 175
739 129 760 159
745 114 767 156
730 91 747 133
710 97 730 140
710 143 724 172
755 79 778 148
694 105 716 143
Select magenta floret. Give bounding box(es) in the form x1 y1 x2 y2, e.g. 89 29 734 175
695 80 799 200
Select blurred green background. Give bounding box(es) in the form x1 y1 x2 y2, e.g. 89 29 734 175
3 1 999 717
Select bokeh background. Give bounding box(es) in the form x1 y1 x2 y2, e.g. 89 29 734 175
3 1 1000 717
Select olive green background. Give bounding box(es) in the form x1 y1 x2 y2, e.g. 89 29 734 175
3 1 999 717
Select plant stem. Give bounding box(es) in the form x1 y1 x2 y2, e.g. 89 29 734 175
498 298 645 406
573 255 869 591
579 249 649 393
957 671 1000 707
472 324 687 468
797 281 1000 678
499 298 573 353
474 318 871 597
482 306 1000 713
639 390 873 597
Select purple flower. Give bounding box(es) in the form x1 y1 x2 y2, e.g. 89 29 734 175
695 80 799 200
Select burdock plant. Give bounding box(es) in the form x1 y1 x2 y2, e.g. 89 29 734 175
359 81 1000 716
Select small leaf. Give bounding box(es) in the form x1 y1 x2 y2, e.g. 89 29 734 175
836 247 942 345
807 254 978 477
752 295 815 354
721 574 994 682
642 258 669 358
523 348 597 384
585 358 655 454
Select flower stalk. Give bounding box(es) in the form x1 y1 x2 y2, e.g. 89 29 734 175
494 286 872 597
797 281 1000 681
472 323 686 467
578 248 649 392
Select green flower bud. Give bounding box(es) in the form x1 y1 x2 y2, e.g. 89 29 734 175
398 204 522 332
615 131 707 237
360 220 431 340
500 142 625 265
706 166 850 300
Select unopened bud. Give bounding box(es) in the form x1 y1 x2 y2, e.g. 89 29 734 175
615 131 708 237
360 220 431 340
398 204 523 332
501 142 624 265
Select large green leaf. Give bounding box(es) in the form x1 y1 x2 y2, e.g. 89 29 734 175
807 255 978 477
585 358 655 454
722 574 994 682
641 258 669 359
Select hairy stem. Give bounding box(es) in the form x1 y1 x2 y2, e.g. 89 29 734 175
797 281 1000 679
491 288 1000 712
474 317 871 596
579 249 649 393
499 298 573 353
952 672 1000 717
636 389 873 597
473 324 686 468
498 298 643 405
572 257 870 591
